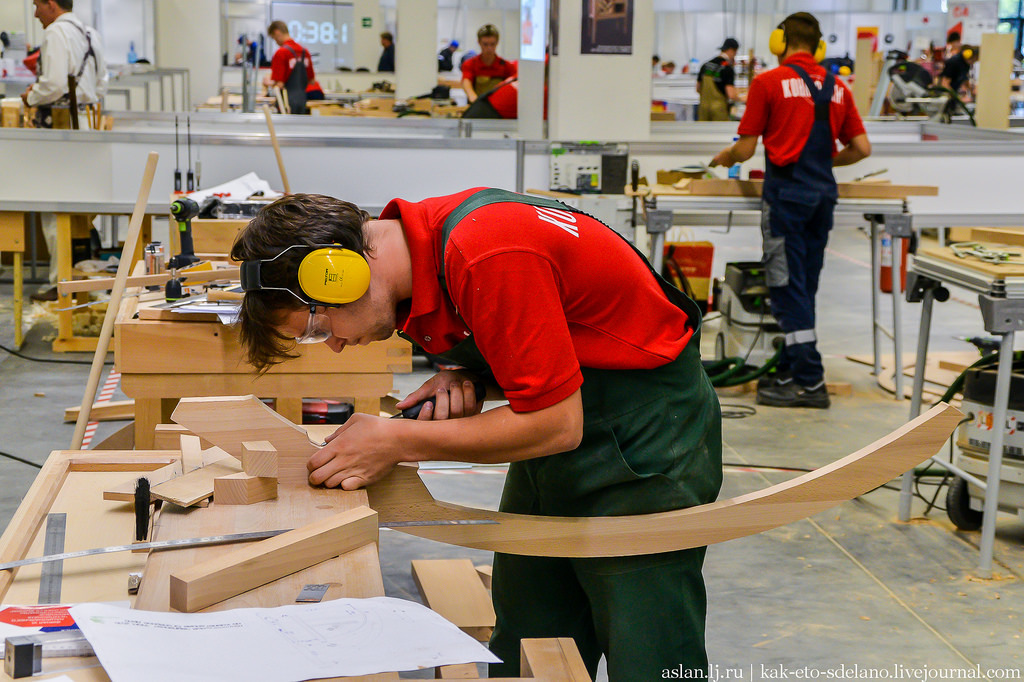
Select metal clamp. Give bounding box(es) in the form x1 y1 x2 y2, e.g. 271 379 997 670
904 270 949 304
882 212 913 238
645 209 673 235
979 295 1024 334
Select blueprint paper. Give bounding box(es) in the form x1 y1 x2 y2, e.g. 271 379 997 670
70 598 499 682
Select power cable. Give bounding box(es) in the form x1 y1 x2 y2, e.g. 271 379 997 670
0 450 43 469
0 342 112 365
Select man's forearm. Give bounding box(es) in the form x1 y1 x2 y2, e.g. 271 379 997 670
461 79 477 102
26 75 63 107
833 144 866 167
394 392 583 465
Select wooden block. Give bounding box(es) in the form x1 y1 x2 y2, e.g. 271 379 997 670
437 662 479 678
169 506 378 612
151 459 242 507
104 461 184 502
475 564 493 590
214 472 278 505
63 399 135 423
411 559 496 641
520 638 591 681
241 441 278 478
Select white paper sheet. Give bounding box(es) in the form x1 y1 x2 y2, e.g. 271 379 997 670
184 172 283 205
70 598 499 682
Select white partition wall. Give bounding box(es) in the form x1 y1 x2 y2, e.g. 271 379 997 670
549 0 654 141
395 0 437 99
155 0 219 108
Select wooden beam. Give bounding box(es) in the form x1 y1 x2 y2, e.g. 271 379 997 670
168 506 378 612
411 559 496 641
213 472 278 505
57 266 240 296
683 178 937 199
63 399 135 423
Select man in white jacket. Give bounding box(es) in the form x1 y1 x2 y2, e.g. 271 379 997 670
23 0 108 300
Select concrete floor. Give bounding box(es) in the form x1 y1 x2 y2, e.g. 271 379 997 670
0 225 1021 679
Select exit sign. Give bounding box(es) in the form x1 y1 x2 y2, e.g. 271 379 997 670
361 17 372 27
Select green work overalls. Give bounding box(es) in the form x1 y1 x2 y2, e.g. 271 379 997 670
430 189 723 681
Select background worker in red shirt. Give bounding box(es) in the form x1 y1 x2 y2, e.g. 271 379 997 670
231 189 722 681
264 20 324 115
711 12 871 408
461 24 517 103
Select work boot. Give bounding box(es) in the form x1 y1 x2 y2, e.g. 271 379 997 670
30 286 58 302
756 369 792 391
756 381 830 408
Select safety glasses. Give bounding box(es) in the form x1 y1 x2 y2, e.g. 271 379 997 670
295 308 332 344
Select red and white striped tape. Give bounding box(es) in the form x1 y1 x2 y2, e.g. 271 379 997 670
81 369 121 449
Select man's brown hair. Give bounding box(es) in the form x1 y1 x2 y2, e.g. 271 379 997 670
230 194 372 372
477 24 499 41
380 31 393 42
781 12 821 52
54 0 74 10
268 20 288 36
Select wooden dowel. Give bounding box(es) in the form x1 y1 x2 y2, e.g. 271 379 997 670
262 104 291 194
71 152 159 450
57 266 240 296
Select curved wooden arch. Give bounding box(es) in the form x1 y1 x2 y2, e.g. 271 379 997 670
172 397 963 558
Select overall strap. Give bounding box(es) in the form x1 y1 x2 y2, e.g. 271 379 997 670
438 189 702 329
785 63 834 122
65 21 96 80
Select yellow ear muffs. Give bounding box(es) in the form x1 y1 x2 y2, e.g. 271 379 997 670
961 48 974 60
296 247 371 305
814 39 827 62
769 27 787 56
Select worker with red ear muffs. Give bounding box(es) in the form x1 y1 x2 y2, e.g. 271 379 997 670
712 12 872 408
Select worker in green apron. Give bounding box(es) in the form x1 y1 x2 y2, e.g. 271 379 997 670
232 189 723 681
697 38 743 121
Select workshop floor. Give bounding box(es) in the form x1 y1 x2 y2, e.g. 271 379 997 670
0 225 1021 680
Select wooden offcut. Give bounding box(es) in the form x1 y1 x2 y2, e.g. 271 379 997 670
103 461 183 502
213 472 278 505
150 459 242 507
63 399 135 423
241 441 278 478
411 559 496 641
168 506 378 612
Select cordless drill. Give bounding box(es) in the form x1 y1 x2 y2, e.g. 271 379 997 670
166 198 202 301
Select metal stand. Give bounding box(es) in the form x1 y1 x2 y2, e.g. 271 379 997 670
870 212 913 400
645 207 673 272
902 277 1024 574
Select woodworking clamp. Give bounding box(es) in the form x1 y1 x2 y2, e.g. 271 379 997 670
5 630 95 678
950 241 1022 264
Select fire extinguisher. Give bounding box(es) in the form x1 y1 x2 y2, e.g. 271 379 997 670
880 233 910 293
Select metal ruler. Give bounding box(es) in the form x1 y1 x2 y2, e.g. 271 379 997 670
0 520 497 572
38 514 66 604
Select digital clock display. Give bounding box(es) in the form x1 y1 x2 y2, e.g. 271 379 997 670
271 2 355 69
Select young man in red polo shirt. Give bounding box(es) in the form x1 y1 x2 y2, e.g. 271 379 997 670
264 20 324 115
461 24 517 102
712 12 871 408
231 189 722 681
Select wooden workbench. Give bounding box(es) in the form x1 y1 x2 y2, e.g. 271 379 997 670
0 201 167 353
0 448 590 681
114 295 412 449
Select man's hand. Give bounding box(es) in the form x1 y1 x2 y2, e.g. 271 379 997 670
308 414 402 489
710 148 734 168
21 85 32 106
395 370 484 421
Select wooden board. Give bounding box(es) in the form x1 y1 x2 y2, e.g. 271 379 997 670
150 459 243 507
959 227 1024 249
169 507 378 612
362 404 963 556
411 559 496 641
103 461 184 502
63 400 135 423
190 219 250 255
171 395 319 486
918 243 1024 277
853 36 876 116
179 396 962 557
976 32 1015 130
684 178 938 199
